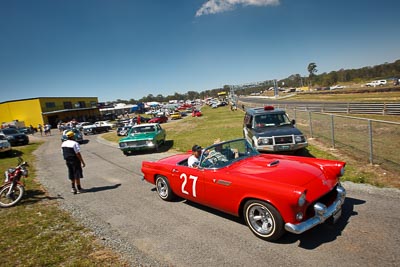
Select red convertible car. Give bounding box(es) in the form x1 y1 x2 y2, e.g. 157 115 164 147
141 138 346 241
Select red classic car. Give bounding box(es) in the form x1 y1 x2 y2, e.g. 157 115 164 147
192 109 202 117
141 138 346 241
148 115 168 124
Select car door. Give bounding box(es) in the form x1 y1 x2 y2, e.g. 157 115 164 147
202 168 241 215
169 165 206 204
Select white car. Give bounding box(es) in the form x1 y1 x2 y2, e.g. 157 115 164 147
330 85 345 90
366 80 387 87
76 122 92 131
95 120 115 129
0 134 12 156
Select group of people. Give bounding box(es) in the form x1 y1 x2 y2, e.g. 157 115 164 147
36 124 52 136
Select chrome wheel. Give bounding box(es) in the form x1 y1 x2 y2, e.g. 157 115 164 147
155 176 174 201
244 200 284 241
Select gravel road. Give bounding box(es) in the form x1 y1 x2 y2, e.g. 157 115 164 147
32 132 400 266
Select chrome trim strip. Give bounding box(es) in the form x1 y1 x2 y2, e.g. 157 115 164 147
216 180 232 186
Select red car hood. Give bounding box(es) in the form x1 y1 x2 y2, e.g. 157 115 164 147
228 154 339 189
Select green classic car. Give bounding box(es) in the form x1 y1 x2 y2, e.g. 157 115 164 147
119 123 166 155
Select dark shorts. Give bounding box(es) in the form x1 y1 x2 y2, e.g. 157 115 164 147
66 160 83 180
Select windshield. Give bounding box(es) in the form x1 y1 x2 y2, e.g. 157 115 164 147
2 128 19 134
131 125 155 134
254 113 290 128
199 139 259 168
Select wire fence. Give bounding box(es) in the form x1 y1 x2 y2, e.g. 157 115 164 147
239 101 400 173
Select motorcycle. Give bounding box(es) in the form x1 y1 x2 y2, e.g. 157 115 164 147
0 157 29 208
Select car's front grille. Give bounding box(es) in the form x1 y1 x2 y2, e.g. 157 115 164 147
126 140 147 147
273 135 294 144
305 185 339 218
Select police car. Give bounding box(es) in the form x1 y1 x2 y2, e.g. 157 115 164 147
243 106 308 152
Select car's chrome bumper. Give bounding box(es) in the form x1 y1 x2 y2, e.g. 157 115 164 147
285 185 346 234
256 142 308 152
120 143 155 150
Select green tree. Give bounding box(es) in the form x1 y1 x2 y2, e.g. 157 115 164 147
307 62 318 87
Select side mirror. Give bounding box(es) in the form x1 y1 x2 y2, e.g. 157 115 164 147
291 119 296 125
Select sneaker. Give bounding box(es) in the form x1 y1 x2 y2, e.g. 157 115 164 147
71 188 77 194
77 189 86 194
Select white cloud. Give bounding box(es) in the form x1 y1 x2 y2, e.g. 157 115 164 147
195 0 280 17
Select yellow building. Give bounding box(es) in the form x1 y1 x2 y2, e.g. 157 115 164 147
0 97 100 128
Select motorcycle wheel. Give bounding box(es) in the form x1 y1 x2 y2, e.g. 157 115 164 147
0 184 25 208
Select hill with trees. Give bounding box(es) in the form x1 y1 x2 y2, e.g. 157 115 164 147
111 59 400 104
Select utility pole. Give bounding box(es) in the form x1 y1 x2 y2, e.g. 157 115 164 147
273 79 278 97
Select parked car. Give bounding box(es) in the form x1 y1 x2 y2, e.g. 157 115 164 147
329 85 345 90
94 120 115 129
131 116 151 124
117 126 132 136
192 109 202 117
148 115 168 124
0 134 12 156
170 112 182 120
61 128 84 144
365 80 387 87
141 138 346 241
119 123 166 155
18 126 36 135
0 128 29 146
82 122 111 135
243 106 307 152
76 122 92 131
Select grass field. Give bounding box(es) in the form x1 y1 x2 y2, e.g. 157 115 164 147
103 104 399 189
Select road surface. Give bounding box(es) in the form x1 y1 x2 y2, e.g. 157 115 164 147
32 133 400 266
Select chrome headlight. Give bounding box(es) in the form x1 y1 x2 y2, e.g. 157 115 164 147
146 140 154 145
298 192 306 207
257 137 272 145
295 135 305 143
119 142 127 148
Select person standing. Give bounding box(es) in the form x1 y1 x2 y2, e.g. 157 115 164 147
38 124 43 136
136 114 141 125
61 131 86 194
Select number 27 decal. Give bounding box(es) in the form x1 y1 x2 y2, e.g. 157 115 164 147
180 173 198 197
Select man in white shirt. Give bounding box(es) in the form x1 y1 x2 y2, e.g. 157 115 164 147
61 131 86 194
188 144 202 168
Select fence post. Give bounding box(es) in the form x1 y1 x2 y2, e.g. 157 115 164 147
331 114 335 149
308 112 313 138
368 119 374 164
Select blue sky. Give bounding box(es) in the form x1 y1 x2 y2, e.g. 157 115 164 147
1 0 399 102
